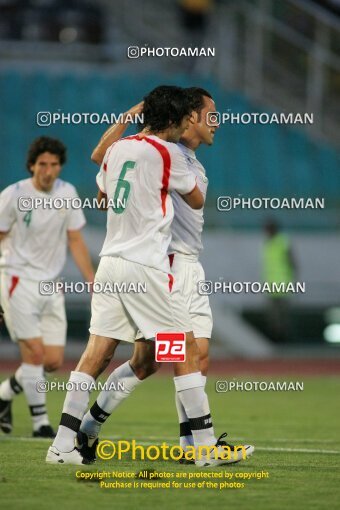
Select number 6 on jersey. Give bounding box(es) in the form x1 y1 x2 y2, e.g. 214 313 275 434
113 160 136 214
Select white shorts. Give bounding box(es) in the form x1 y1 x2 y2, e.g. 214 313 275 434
89 256 192 342
0 272 67 346
170 253 213 339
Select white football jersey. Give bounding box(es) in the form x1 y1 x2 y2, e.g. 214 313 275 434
169 143 208 256
96 135 197 273
0 178 86 281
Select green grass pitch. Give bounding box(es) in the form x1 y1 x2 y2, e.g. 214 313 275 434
1 372 340 510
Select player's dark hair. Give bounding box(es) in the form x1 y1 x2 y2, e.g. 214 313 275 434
141 85 192 132
186 87 213 120
26 136 67 172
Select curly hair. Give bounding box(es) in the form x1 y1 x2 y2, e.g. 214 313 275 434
26 136 67 172
141 85 192 132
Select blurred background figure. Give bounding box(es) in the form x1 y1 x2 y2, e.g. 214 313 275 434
177 0 215 72
178 0 213 38
262 220 297 343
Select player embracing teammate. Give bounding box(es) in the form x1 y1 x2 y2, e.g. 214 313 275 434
47 85 254 466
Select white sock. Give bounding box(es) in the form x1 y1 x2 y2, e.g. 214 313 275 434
0 366 24 401
81 361 142 438
20 363 49 431
174 372 216 447
175 393 193 449
176 373 208 449
53 371 95 452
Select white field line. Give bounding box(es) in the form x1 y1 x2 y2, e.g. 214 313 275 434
254 446 340 454
1 436 340 454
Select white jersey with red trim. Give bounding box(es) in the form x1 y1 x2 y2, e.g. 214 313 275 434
0 178 86 281
169 143 208 256
96 135 196 273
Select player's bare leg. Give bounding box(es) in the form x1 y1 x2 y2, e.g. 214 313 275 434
198 338 210 376
75 334 119 379
172 332 215 450
80 332 219 465
85 331 220 461
130 339 161 379
80 339 160 439
77 339 161 461
47 334 120 463
43 346 64 373
0 337 58 437
173 332 254 466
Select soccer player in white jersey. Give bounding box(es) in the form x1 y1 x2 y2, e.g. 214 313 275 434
46 87 252 465
168 87 217 458
81 88 220 461
46 85 252 467
0 137 94 437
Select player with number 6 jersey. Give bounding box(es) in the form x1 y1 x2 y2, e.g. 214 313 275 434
85 88 218 452
95 135 197 274
47 86 255 468
89 132 199 341
75 87 254 467
47 85 214 465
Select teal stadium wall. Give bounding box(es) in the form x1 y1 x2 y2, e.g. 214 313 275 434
1 69 339 228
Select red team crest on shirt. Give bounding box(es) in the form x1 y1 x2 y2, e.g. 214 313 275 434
155 332 186 362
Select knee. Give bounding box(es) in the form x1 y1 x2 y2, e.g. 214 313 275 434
199 353 209 375
26 345 44 365
99 355 112 373
76 336 119 378
131 359 161 380
79 352 101 372
186 334 199 351
77 351 104 379
185 335 200 361
44 357 63 372
143 359 161 377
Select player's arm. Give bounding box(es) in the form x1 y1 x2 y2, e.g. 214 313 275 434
0 186 16 238
0 231 9 241
96 189 108 210
91 102 144 165
180 184 204 210
67 229 95 282
170 147 204 210
96 165 108 211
